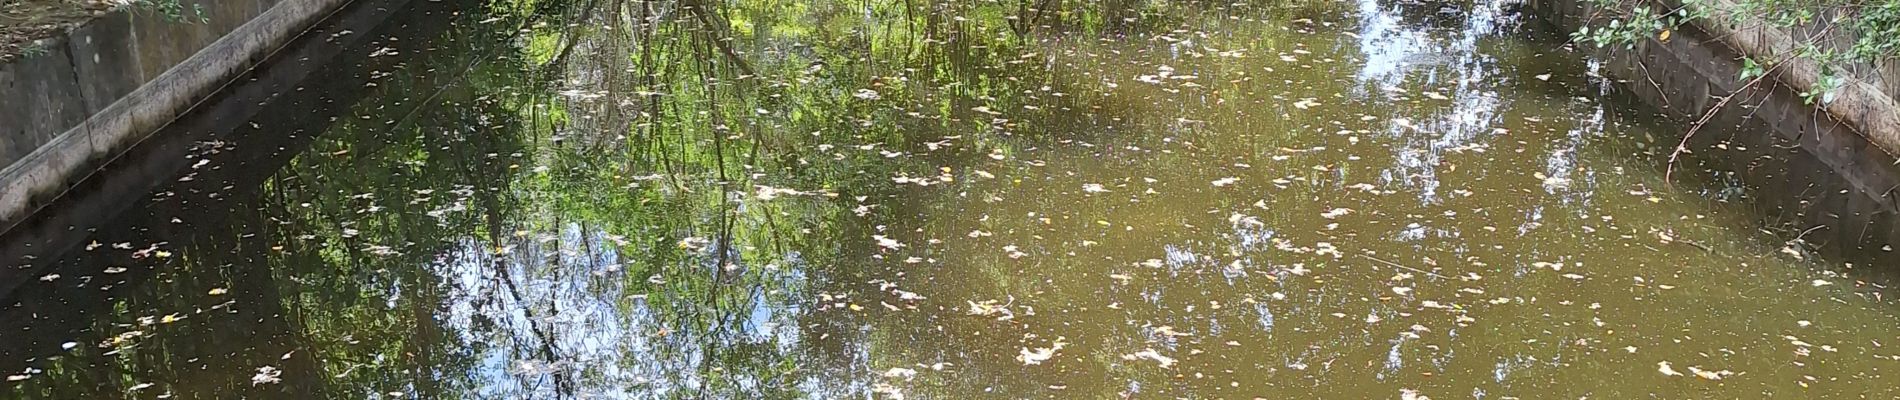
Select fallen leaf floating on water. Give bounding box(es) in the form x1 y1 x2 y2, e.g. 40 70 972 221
1686 366 1733 380
754 185 806 200
882 367 917 381
1658 361 1683 377
1017 339 1067 365
873 235 904 250
966 300 1013 320
1533 172 1571 188
252 365 282 386
1229 213 1264 228
1124 348 1178 368
1153 326 1191 337
1781 246 1807 260
1211 177 1240 187
872 383 906 400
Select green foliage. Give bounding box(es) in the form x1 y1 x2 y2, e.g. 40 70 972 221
133 0 208 23
1792 44 1850 103
1576 0 1899 103
1803 67 1846 103
1738 56 1766 81
18 41 49 58
1852 0 1900 61
1570 0 1705 49
1733 0 1824 25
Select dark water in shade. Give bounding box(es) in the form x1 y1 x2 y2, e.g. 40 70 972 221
5 0 1900 398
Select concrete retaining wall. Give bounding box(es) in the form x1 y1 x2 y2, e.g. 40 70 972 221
1531 0 1900 152
0 0 282 165
1529 0 1900 265
0 0 351 232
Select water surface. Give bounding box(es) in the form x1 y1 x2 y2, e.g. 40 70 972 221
5 0 1900 398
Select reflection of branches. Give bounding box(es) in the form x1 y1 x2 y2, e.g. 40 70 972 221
483 214 576 397
1011 0 1062 37
680 0 757 76
537 0 603 83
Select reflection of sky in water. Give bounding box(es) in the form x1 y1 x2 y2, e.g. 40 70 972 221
1356 0 1513 204
1544 99 1606 208
435 223 810 398
1353 0 1431 86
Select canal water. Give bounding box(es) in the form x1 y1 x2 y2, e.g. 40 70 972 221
4 0 1899 398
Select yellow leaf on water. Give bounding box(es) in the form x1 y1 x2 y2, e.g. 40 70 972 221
1659 30 1672 41
208 288 228 296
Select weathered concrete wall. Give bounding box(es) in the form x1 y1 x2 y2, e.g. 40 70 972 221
1767 6 1900 106
1692 0 1900 157
0 0 351 233
0 0 283 166
1529 0 1900 265
1532 0 1900 153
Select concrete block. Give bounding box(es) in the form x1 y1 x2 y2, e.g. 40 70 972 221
0 37 88 166
66 12 142 114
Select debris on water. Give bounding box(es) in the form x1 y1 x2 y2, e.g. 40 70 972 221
1124 348 1178 368
1658 361 1683 377
251 366 282 386
1017 338 1067 365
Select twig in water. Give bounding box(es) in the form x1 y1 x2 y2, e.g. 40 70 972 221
1360 254 1452 280
1665 19 1842 185
1791 224 1828 243
1665 61 1779 185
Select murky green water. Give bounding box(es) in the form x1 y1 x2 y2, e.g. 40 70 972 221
5 0 1900 398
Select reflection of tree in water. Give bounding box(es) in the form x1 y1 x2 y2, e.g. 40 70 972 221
4 0 1347 398
1 0 544 396
1372 0 1474 30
